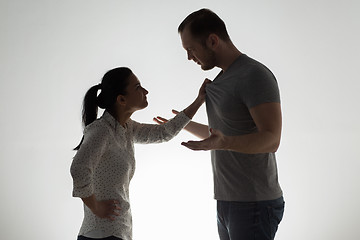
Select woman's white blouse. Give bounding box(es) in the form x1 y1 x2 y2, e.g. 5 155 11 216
71 111 190 240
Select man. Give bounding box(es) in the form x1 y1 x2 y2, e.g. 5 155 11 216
178 8 284 240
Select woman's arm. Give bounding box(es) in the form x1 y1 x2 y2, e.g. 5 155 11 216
71 122 108 198
71 123 121 220
181 79 208 119
132 79 211 143
81 194 121 221
154 110 209 140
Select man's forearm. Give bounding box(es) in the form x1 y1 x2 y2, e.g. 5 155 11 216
224 131 281 154
184 121 209 139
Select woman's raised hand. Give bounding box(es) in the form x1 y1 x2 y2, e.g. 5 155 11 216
153 110 179 125
197 78 212 104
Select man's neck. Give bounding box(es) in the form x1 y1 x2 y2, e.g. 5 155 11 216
217 43 242 72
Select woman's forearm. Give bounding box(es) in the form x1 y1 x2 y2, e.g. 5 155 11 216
183 97 203 119
81 194 97 211
81 194 121 220
182 78 210 119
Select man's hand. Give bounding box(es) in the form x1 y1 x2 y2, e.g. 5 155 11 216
181 128 226 151
181 102 282 154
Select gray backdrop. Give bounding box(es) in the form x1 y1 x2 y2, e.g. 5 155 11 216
1 0 359 239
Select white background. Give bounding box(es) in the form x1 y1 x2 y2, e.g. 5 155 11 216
1 0 359 239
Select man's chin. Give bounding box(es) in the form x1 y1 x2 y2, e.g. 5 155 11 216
201 65 215 71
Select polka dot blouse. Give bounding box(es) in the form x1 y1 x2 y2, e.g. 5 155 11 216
70 111 190 240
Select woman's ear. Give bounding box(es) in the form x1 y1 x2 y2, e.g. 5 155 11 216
116 95 127 106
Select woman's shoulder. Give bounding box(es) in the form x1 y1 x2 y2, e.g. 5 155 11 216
126 118 140 132
84 118 112 136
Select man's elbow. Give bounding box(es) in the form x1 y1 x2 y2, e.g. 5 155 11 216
270 137 281 153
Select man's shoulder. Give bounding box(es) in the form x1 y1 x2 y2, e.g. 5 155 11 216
226 54 262 75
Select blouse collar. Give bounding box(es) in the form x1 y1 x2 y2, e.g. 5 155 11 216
102 111 128 133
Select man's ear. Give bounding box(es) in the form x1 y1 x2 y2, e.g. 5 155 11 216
207 34 219 49
116 95 126 106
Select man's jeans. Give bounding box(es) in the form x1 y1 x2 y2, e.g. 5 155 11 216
77 236 122 240
217 197 285 240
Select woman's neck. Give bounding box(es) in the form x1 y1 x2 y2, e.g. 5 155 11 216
108 109 132 127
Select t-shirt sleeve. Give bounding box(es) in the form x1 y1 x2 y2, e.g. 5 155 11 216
239 66 280 109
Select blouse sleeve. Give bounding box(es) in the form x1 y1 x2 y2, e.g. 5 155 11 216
131 111 191 144
70 121 109 198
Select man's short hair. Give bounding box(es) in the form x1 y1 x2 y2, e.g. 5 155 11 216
178 8 231 44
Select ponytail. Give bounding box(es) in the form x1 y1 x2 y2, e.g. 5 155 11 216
83 84 102 126
73 67 133 150
73 84 101 150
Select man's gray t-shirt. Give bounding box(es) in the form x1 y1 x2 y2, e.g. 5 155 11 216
205 54 283 201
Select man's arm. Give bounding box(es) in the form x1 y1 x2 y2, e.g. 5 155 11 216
181 102 282 154
183 120 210 139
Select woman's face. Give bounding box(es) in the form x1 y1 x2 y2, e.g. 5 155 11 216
123 73 149 112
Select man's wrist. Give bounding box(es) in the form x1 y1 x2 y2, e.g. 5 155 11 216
221 135 231 150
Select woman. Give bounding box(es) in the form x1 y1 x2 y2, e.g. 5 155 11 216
71 67 209 240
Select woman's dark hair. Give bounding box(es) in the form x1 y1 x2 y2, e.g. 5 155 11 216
74 67 133 150
178 8 230 45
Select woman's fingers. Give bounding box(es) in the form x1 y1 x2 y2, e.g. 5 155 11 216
153 110 181 125
156 116 168 122
153 116 168 124
108 200 121 220
172 109 180 114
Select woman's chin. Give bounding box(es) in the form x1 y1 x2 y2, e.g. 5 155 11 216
142 101 149 109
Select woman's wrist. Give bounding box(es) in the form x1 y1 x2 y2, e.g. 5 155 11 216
183 97 203 119
82 194 97 213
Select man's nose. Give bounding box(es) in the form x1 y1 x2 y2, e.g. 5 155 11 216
187 51 193 61
143 88 149 95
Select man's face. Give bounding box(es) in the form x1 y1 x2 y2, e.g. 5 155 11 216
180 26 216 71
